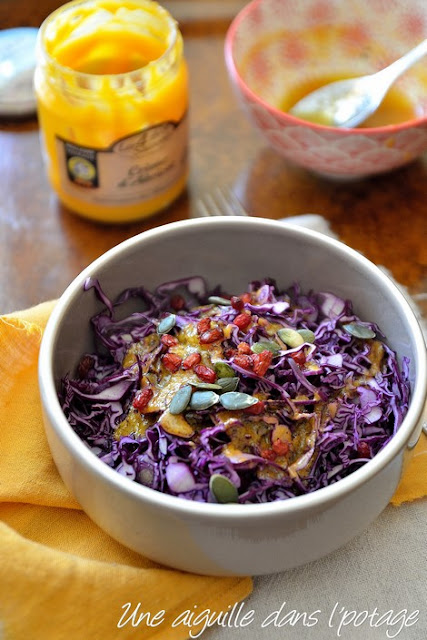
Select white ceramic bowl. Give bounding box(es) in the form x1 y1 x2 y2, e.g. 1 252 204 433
39 218 427 576
225 0 427 179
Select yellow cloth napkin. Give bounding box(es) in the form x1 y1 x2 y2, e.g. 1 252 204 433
0 303 425 639
0 302 251 640
390 433 427 505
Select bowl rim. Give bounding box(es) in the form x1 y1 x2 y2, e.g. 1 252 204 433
224 0 427 135
39 217 427 521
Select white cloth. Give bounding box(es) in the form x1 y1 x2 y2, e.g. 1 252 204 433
207 501 426 640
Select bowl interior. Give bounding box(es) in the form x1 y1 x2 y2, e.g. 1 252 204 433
52 220 420 402
229 0 427 125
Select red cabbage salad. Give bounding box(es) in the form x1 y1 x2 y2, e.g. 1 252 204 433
61 277 410 504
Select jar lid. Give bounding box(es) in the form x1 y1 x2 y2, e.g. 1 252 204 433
0 27 38 117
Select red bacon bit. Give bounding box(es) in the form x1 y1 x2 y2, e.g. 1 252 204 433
233 313 251 330
77 354 94 379
231 293 252 310
233 354 254 370
272 439 290 456
182 352 201 370
224 347 237 359
194 364 216 383
357 442 371 458
290 350 306 366
161 334 179 348
132 388 153 411
260 448 276 461
244 400 266 415
197 317 211 335
162 352 182 373
170 294 185 311
199 327 224 344
252 350 273 376
237 342 252 355
230 296 244 311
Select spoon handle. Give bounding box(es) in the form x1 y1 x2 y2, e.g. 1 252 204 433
377 38 427 85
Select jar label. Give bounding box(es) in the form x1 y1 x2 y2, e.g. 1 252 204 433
55 113 188 205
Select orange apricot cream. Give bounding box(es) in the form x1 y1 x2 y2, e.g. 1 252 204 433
35 0 189 223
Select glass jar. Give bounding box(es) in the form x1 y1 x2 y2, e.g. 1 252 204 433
35 0 188 224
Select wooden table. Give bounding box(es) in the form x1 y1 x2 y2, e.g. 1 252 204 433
1 0 426 315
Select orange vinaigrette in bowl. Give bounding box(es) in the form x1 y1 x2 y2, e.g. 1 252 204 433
280 74 418 128
240 23 425 129
35 0 189 223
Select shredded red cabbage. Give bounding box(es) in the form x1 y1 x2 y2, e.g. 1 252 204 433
61 277 410 504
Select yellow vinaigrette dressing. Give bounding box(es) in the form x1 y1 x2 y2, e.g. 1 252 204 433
35 0 189 223
282 74 417 127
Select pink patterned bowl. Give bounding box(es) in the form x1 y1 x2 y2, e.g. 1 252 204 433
225 0 427 179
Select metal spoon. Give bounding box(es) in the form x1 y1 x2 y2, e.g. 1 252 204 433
289 38 427 128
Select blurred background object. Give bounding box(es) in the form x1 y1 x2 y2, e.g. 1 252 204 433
0 27 38 117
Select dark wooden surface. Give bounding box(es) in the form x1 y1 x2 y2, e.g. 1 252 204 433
0 0 426 315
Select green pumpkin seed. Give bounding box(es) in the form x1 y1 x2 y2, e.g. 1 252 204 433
189 390 219 411
343 323 376 339
277 328 304 348
217 377 239 392
169 385 193 415
297 329 316 343
193 382 223 390
214 362 235 378
157 314 176 334
219 391 258 410
209 474 239 504
208 296 231 306
251 340 280 354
